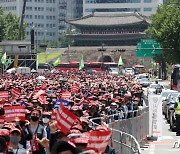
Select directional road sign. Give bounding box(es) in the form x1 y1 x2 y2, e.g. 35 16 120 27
136 39 163 57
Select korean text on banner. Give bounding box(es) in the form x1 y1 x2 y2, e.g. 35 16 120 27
148 94 162 137
4 106 26 122
86 130 112 153
0 91 8 101
54 99 69 109
61 92 71 101
56 103 77 135
11 87 21 99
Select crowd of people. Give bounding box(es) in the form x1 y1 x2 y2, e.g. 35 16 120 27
0 71 146 154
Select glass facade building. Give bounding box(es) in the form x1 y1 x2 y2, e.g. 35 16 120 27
83 0 163 16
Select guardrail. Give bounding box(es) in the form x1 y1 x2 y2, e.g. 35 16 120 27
88 107 149 154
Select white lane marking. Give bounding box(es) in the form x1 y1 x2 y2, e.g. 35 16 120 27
149 144 155 154
161 136 174 140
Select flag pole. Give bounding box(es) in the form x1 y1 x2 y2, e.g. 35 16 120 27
2 64 4 74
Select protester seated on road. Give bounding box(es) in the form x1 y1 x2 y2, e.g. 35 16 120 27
0 70 146 153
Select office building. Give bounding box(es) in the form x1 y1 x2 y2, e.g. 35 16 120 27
0 0 83 44
83 0 163 16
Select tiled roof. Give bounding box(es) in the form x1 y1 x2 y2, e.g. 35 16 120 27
67 12 150 26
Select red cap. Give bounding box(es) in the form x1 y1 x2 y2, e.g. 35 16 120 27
43 112 51 116
73 133 89 144
0 129 10 136
10 128 21 135
96 125 108 131
71 124 83 131
3 123 16 130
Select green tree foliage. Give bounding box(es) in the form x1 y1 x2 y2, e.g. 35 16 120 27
0 7 23 41
147 2 180 64
59 34 70 48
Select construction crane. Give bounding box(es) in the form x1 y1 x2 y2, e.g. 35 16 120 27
14 0 27 68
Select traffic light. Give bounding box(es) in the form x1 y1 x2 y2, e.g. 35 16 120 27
118 49 126 52
30 29 34 50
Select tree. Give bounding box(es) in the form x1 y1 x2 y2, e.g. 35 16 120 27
147 2 180 64
0 7 24 41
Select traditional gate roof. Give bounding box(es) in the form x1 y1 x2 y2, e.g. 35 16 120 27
67 12 150 27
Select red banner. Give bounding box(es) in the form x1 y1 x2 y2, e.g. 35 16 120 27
11 87 21 99
61 91 71 101
56 103 77 135
86 130 112 153
0 115 5 127
38 95 46 104
4 106 26 122
71 84 79 93
0 91 8 101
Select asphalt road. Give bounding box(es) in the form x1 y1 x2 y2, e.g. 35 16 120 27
141 116 180 154
141 80 180 154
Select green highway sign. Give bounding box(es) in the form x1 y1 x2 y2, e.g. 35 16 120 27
136 39 163 57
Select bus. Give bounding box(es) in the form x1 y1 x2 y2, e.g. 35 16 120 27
55 62 118 72
87 62 103 72
55 62 80 72
171 64 180 91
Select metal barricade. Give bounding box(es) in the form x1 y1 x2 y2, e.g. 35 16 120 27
89 107 149 154
110 129 141 154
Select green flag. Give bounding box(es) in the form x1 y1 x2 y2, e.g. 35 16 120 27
1 52 7 65
53 58 61 67
79 55 84 70
118 55 123 66
5 57 12 67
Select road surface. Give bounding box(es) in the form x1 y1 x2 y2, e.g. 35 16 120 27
141 80 180 154
141 116 180 154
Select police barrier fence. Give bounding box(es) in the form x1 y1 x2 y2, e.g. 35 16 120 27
89 107 149 154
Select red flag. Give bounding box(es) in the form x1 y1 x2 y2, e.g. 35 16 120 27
4 106 26 122
71 84 79 93
86 130 112 153
0 91 8 101
56 103 77 135
38 95 46 104
61 91 71 101
11 87 21 99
